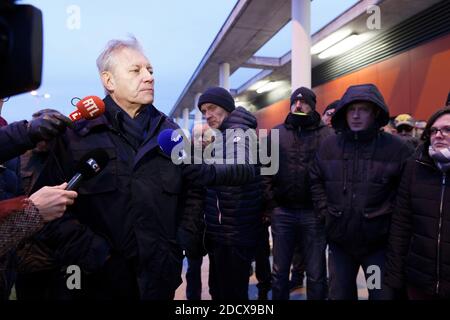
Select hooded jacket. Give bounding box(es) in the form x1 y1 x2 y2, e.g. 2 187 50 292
310 84 413 254
204 107 262 247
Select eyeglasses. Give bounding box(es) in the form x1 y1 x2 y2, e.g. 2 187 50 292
325 110 334 117
430 126 450 136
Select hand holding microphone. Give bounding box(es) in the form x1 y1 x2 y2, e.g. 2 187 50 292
27 95 105 143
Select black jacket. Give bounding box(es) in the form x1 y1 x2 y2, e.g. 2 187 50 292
310 84 413 254
31 96 204 299
385 147 450 298
204 107 262 247
263 112 333 210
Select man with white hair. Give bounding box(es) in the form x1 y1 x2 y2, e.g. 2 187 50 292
26 37 204 300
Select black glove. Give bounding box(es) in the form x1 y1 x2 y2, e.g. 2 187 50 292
183 164 216 186
27 113 72 143
262 210 271 227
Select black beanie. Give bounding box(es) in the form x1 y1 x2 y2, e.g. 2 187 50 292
197 87 236 113
290 87 317 110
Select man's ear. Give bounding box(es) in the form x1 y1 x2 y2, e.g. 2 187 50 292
101 71 115 93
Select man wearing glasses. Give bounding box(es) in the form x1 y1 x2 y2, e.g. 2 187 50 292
394 114 420 149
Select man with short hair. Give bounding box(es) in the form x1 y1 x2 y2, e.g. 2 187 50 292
29 37 203 299
310 84 413 300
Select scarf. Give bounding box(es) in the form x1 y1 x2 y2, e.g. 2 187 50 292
429 146 450 172
285 111 321 129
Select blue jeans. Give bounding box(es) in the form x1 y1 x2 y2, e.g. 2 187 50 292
271 207 327 300
328 242 394 300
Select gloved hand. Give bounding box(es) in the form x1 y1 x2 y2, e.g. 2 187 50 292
183 164 216 186
27 113 72 143
262 210 272 227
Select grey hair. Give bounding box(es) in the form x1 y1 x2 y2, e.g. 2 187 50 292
96 36 144 73
96 36 144 94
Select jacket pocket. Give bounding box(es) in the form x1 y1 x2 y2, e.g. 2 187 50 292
71 148 118 195
325 206 345 242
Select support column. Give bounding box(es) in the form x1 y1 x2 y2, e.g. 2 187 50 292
194 93 203 124
291 0 311 90
219 62 230 91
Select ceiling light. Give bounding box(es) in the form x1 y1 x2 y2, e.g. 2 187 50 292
249 80 269 91
318 34 370 59
256 81 281 94
311 29 352 55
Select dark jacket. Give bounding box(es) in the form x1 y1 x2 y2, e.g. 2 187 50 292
0 121 35 163
385 147 450 298
310 84 413 254
204 107 262 247
263 111 333 210
31 96 204 299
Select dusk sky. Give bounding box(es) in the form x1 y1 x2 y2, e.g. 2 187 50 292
3 0 358 122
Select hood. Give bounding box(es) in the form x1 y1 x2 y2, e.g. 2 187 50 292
331 84 389 132
220 106 257 130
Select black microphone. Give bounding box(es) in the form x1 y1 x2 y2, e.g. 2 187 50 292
66 148 109 191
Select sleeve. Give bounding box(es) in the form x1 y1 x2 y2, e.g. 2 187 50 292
0 199 44 258
177 183 206 259
309 146 329 222
384 161 414 289
0 121 35 163
261 132 277 212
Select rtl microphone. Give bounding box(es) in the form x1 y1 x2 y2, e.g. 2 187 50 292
68 96 105 122
66 148 109 191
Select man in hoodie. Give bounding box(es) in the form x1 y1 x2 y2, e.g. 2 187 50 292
263 87 332 300
310 84 413 300
198 86 262 300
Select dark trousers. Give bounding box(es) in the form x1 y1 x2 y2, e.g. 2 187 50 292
290 238 306 285
208 241 255 300
186 256 203 300
271 207 327 300
328 242 393 300
254 226 272 292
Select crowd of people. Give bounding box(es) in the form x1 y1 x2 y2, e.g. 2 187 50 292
0 36 449 301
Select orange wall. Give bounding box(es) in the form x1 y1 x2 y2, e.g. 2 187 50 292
256 33 450 130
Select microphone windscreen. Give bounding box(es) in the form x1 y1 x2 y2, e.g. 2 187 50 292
76 148 109 179
157 129 184 156
76 96 106 120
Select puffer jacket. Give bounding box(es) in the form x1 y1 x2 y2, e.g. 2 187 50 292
310 84 413 254
204 107 262 247
385 146 450 298
263 112 333 210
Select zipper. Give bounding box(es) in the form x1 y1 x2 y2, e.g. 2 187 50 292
216 194 222 224
436 172 446 295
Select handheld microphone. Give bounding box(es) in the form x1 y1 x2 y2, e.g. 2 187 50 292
68 96 105 122
157 128 185 157
66 148 109 191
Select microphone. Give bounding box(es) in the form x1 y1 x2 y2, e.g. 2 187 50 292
68 96 105 122
66 148 109 191
157 128 188 161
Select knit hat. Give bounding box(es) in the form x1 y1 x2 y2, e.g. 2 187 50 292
290 87 316 110
197 87 235 113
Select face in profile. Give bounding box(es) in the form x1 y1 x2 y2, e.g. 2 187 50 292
103 47 154 109
200 103 229 129
322 108 335 127
346 102 377 132
430 114 450 151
